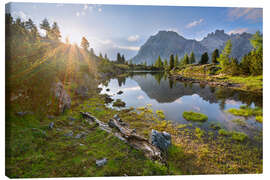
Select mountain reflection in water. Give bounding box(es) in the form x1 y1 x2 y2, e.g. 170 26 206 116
100 72 262 136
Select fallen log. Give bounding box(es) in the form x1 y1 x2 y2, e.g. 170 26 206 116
80 112 162 161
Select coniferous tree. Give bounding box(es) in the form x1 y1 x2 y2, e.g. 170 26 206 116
200 52 209 64
212 49 219 64
169 54 174 70
217 40 232 69
189 51 196 64
51 22 61 41
121 54 126 64
80 36 90 51
99 53 103 58
183 53 189 65
117 53 121 63
174 54 179 67
40 18 51 38
164 59 168 70
104 53 108 60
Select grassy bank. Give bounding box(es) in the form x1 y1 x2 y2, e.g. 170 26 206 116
6 80 263 177
171 64 262 93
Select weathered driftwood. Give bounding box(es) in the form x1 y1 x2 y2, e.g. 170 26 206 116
80 112 162 161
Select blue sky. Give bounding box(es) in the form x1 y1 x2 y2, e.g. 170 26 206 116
6 2 262 60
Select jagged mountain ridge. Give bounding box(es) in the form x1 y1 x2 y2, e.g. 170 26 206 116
132 30 253 64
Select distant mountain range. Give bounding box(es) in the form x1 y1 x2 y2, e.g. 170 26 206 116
131 30 253 64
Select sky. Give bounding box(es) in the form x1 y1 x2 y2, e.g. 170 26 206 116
6 2 263 60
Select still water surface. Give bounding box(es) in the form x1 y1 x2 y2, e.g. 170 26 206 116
100 72 262 137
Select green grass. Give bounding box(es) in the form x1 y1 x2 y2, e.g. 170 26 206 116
182 111 208 122
195 127 204 138
231 131 248 142
226 75 262 92
227 105 262 117
218 129 230 136
156 110 165 119
218 129 247 142
172 64 262 93
256 116 263 123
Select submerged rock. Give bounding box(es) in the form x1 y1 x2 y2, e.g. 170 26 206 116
96 158 107 167
151 130 171 152
112 99 126 107
104 94 113 104
117 90 123 95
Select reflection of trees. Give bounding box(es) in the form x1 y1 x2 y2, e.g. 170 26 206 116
153 73 164 85
117 76 126 87
169 79 174 89
215 88 262 108
127 73 262 108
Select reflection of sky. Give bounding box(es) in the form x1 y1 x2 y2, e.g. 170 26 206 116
100 75 262 136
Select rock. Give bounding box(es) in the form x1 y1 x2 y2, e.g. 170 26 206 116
67 116 76 121
106 88 110 91
75 132 87 139
113 114 121 121
117 90 123 95
112 99 126 107
104 94 113 104
53 82 71 113
150 130 171 152
96 158 107 167
108 119 117 129
75 86 89 98
48 122 54 129
64 131 73 137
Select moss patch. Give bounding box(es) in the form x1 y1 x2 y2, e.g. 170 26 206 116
182 111 208 122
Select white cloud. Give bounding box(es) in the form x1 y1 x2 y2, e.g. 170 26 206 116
127 35 140 42
117 45 140 51
228 28 248 35
228 8 262 21
12 11 31 21
98 8 102 12
76 12 80 17
186 18 204 29
83 4 88 10
122 86 141 91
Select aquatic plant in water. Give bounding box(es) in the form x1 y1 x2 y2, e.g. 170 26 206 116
182 111 208 122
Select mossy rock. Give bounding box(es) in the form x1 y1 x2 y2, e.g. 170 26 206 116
182 111 208 122
112 99 126 107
